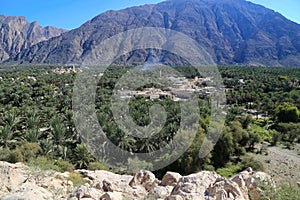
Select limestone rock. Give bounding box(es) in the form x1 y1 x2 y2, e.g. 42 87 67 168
100 191 123 200
2 182 53 200
103 179 114 192
0 161 28 196
230 167 275 197
162 171 182 186
129 170 159 191
0 161 275 200
148 185 173 199
167 171 221 200
206 177 248 200
70 183 103 199
40 176 73 193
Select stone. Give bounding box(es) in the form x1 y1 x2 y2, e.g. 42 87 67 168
231 168 275 192
0 161 275 200
100 192 123 200
40 176 73 192
167 171 221 200
103 179 114 192
94 182 102 190
2 182 54 200
147 185 173 199
0 161 28 196
161 171 182 186
129 170 159 191
70 183 103 199
55 171 70 179
206 177 248 200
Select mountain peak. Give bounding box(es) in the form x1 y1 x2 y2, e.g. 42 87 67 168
0 15 66 62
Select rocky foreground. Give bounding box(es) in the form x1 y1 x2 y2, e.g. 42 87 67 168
0 161 274 200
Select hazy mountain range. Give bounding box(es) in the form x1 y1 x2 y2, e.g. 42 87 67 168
1 0 300 66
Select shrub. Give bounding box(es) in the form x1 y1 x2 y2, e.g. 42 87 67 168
0 147 12 161
270 130 281 146
54 159 74 172
87 161 110 171
0 147 23 163
240 155 264 171
7 149 23 163
29 156 60 171
256 183 300 200
16 142 42 162
67 172 89 187
216 162 243 178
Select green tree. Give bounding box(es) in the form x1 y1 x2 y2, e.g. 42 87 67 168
72 144 93 169
275 103 299 123
277 123 300 145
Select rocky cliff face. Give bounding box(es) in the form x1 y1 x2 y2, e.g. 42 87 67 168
0 15 66 62
0 161 274 200
9 0 300 66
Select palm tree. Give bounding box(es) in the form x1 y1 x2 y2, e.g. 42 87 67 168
22 129 41 143
1 110 22 132
73 144 93 169
39 139 53 156
50 115 66 145
0 125 17 148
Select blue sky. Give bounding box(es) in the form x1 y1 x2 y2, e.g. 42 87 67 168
0 0 299 30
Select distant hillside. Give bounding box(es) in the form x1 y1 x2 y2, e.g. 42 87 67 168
0 15 66 62
6 0 300 66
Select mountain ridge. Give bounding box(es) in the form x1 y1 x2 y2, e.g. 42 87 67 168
0 15 66 62
3 0 300 66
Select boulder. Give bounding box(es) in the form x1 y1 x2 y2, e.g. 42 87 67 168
55 171 70 179
103 179 115 192
2 182 53 200
40 176 73 194
147 185 173 199
70 183 103 199
0 161 275 200
206 177 248 200
76 169 133 184
161 171 182 186
100 191 123 200
129 170 159 191
230 167 275 197
167 171 221 200
0 161 28 196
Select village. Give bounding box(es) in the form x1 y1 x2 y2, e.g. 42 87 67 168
50 65 266 119
116 75 217 102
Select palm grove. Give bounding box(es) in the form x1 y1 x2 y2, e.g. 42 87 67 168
0 65 299 177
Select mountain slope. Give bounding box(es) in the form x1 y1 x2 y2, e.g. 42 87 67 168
0 15 66 62
10 0 300 66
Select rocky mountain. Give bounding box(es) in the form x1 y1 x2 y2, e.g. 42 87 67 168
0 161 274 200
0 15 66 62
6 0 300 66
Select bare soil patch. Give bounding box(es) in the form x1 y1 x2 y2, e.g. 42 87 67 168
252 144 300 187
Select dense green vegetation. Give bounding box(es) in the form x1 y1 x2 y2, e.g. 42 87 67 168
0 65 299 179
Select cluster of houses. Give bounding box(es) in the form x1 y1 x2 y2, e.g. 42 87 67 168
50 66 219 102
116 75 217 101
51 65 82 74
